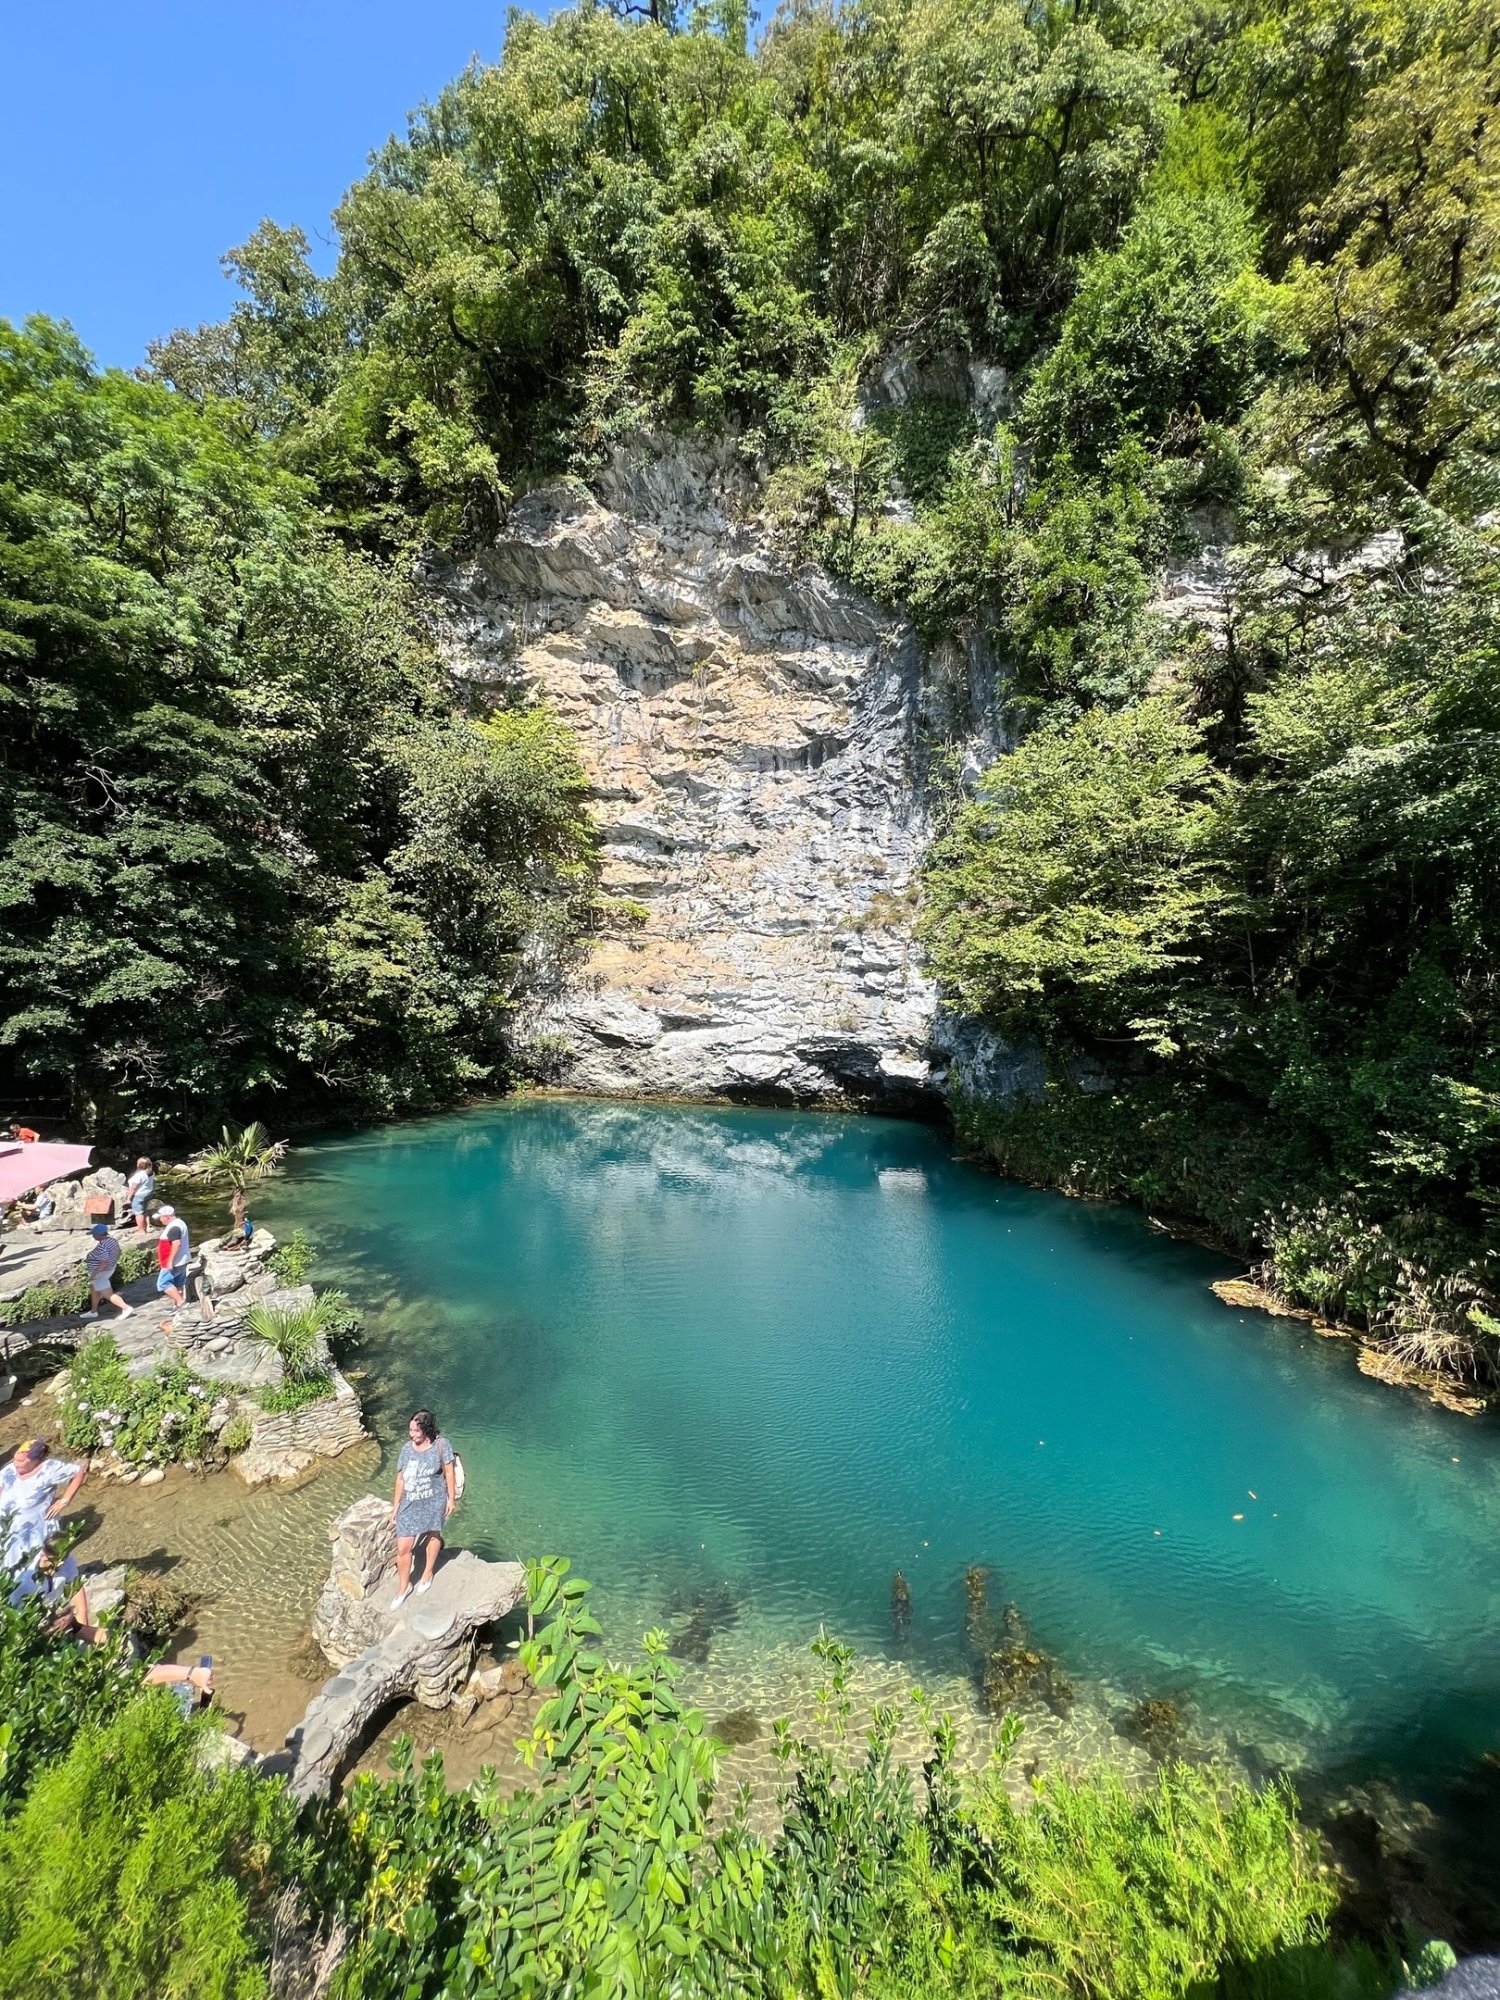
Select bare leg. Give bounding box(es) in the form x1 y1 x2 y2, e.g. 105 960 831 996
145 1662 213 1694
393 1535 416 1603
105 1289 133 1319
52 1583 107 1644
418 1534 443 1586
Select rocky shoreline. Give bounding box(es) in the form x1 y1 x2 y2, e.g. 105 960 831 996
3 1168 369 1486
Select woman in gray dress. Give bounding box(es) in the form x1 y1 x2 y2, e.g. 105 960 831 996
389 1409 457 1607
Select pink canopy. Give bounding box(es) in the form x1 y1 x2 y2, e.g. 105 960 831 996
0 1143 94 1207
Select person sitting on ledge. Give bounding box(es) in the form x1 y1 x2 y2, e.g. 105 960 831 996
8 1559 216 1712
6 1122 39 1144
389 1408 457 1608
13 1185 56 1226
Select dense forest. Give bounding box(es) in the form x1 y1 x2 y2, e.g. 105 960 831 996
5 0 1499 1364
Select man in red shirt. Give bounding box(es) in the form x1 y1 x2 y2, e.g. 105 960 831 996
155 1205 191 1309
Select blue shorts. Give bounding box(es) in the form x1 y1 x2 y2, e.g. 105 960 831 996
130 1197 148 1217
156 1267 184 1295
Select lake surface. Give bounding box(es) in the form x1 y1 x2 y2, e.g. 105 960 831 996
268 1098 1500 1790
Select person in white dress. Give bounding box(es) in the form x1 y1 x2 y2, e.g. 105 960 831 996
0 1438 86 1571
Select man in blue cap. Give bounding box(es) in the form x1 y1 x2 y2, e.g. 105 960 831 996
80 1220 133 1322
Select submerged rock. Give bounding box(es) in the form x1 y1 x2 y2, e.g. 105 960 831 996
713 1706 761 1746
964 1564 999 1660
982 1644 1076 1719
1117 1696 1185 1758
666 1579 740 1664
890 1569 912 1645
971 1588 1074 1717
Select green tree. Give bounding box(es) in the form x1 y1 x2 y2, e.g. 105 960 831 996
1023 190 1274 470
921 696 1235 1051
1258 0 1500 508
0 1696 290 1999
0 319 596 1134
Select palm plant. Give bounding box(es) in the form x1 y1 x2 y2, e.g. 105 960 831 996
184 1122 287 1238
241 1300 330 1384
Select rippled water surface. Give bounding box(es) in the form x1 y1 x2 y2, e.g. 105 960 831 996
266 1098 1500 1785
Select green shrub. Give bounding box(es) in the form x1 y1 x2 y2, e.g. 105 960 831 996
219 1413 253 1456
242 1290 355 1381
593 897 650 931
314 1572 1368 2000
0 1694 291 1998
61 1339 217 1468
0 1549 1387 2000
876 1756 1338 2000
313 1287 363 1358
0 1585 142 1811
265 1227 315 1285
255 1373 334 1416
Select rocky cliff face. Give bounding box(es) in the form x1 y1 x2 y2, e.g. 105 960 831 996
432 444 1003 1108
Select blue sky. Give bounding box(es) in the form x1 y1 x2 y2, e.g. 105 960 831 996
2 2 517 372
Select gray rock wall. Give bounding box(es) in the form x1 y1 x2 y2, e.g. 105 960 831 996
432 440 1006 1110
232 1368 368 1488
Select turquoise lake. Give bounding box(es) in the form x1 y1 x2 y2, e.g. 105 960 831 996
268 1097 1500 1790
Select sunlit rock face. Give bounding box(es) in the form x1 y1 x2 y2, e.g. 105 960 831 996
431 440 1005 1109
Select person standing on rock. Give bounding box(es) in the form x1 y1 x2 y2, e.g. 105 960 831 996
125 1156 155 1235
389 1409 456 1608
80 1222 133 1322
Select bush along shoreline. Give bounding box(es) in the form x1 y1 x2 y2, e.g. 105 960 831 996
947 1080 1500 1414
0 1559 1462 2000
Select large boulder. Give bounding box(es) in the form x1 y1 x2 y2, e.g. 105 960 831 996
230 1369 368 1488
31 1167 128 1235
288 1493 525 1799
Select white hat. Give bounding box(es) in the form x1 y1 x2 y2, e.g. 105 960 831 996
157 1204 176 1219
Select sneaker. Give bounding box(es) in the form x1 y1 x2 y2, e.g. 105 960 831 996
79 1311 99 1322
116 1305 135 1320
416 1578 433 1595
390 1587 411 1610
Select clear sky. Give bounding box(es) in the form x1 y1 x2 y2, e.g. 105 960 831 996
2 2 517 372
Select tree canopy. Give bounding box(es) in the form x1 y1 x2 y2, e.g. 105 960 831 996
0 320 595 1133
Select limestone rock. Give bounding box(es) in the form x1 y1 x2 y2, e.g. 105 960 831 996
30 1167 128 1235
80 1561 128 1619
231 1369 367 1488
289 1494 526 1799
431 439 1009 1110
201 1730 258 1772
469 1663 511 1702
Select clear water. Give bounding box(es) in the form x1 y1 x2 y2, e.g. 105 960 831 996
268 1097 1500 1787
